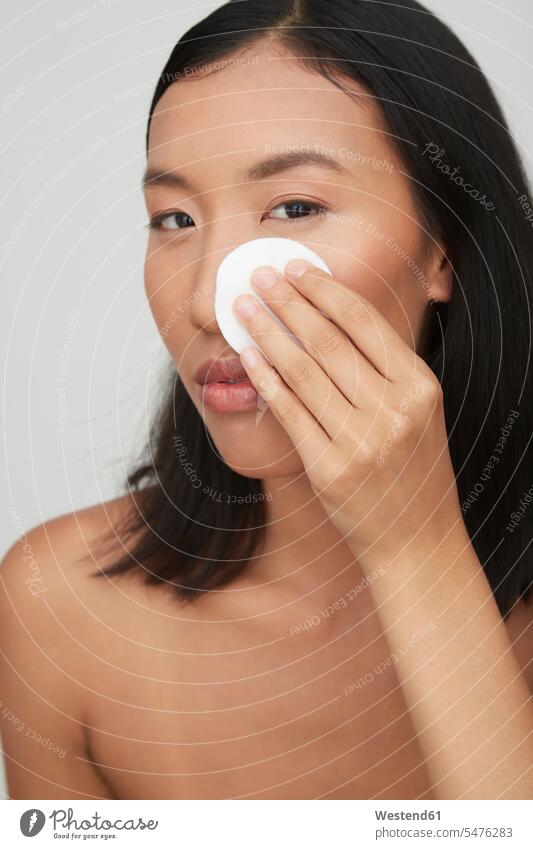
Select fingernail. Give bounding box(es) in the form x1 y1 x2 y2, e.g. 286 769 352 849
251 266 277 289
285 258 311 278
233 294 258 318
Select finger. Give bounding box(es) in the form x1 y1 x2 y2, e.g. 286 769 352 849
233 293 355 441
250 264 385 407
238 344 332 468
284 258 419 382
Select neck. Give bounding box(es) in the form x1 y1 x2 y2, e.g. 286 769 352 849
245 473 359 593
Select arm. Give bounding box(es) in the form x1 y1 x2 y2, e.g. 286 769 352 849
357 521 533 799
0 524 117 799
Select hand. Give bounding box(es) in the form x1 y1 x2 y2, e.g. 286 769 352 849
232 258 464 566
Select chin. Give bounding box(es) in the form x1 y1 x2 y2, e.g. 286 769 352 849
223 454 305 480
204 412 305 480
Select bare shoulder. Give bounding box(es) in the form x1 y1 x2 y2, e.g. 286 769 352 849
504 593 533 694
0 493 143 799
1 493 143 618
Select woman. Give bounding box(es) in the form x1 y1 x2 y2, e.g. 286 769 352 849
1 0 532 800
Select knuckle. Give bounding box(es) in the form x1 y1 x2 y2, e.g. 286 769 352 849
285 356 314 387
413 375 442 406
312 327 345 356
344 296 373 327
391 413 412 445
354 438 376 466
409 360 442 403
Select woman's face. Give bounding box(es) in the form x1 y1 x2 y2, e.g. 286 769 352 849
144 42 451 480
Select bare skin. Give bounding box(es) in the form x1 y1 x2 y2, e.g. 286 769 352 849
1 40 532 799
0 494 531 800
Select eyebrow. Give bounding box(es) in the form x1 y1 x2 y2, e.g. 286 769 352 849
141 150 351 191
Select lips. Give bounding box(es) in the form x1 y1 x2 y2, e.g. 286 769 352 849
194 355 259 413
194 356 250 386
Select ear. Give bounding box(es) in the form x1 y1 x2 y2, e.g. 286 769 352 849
425 237 453 305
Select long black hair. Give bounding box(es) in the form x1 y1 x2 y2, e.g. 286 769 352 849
92 0 533 618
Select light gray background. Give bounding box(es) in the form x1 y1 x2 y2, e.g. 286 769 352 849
1 0 532 800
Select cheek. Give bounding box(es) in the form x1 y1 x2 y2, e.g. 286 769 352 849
331 226 429 347
144 255 189 351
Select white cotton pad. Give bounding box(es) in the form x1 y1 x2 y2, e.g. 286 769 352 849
214 237 332 354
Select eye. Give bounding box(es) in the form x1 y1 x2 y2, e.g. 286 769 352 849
264 199 328 221
145 198 329 233
145 210 195 231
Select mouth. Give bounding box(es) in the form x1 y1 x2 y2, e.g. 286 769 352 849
193 355 260 413
194 355 251 386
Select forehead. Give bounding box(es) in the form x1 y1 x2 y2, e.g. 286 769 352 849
147 43 398 176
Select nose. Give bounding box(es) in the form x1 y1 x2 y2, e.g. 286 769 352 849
187 248 222 337
188 222 256 339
